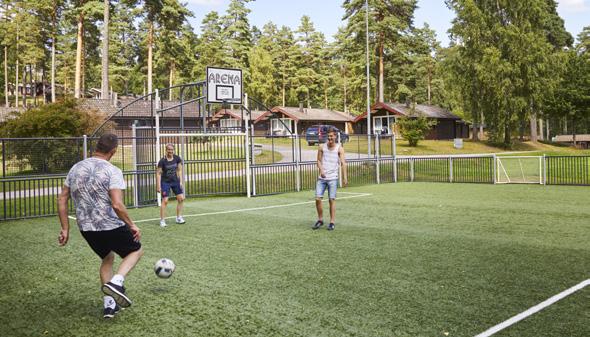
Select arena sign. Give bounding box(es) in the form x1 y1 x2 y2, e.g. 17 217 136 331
206 67 242 104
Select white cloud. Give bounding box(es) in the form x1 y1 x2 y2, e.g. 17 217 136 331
558 0 588 11
184 0 223 6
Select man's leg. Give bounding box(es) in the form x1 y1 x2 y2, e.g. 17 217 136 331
329 199 336 224
313 180 325 229
100 252 118 317
316 198 323 221
115 248 143 278
100 252 115 284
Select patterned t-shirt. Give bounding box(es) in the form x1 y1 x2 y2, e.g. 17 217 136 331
65 158 126 232
158 155 183 183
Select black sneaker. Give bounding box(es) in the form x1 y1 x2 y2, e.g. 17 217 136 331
327 223 335 231
103 305 120 319
312 220 324 230
101 282 132 308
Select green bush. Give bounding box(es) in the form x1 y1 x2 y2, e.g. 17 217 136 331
0 99 103 174
397 117 437 147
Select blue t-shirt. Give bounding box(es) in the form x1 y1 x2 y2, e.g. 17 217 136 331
158 155 183 183
65 158 126 232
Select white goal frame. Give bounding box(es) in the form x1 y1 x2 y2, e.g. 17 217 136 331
496 156 543 184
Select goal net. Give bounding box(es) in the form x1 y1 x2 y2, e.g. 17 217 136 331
496 156 542 184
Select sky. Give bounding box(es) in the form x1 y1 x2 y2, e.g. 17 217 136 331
184 0 589 46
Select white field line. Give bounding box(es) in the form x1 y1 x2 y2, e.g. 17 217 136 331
65 192 372 224
474 279 590 337
134 192 372 224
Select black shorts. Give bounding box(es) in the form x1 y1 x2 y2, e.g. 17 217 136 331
81 225 142 259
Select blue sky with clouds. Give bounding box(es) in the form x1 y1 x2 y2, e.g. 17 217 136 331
184 0 589 46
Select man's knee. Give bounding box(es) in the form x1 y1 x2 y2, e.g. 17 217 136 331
102 252 115 264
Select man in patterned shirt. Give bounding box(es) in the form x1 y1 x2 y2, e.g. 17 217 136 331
57 133 143 318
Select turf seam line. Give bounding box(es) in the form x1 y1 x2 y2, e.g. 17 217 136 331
474 278 590 337
133 193 372 223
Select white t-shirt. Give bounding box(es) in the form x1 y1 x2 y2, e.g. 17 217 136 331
65 158 126 231
320 143 340 181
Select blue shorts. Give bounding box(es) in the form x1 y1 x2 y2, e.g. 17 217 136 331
315 179 338 200
161 181 183 198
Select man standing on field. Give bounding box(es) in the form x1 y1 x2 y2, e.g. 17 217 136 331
57 133 143 318
313 127 348 231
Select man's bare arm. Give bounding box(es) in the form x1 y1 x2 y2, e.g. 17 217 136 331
317 145 325 178
109 189 141 241
57 186 71 246
339 146 348 186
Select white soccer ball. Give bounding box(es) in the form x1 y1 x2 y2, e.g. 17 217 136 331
154 258 175 279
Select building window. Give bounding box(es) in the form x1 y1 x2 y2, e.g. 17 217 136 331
270 118 293 136
220 118 241 132
373 116 396 134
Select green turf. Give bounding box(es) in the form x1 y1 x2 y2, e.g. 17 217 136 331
0 183 588 337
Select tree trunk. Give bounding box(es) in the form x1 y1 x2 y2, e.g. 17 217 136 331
4 45 7 107
15 26 19 107
427 60 432 105
147 20 153 96
529 113 538 142
471 110 479 141
101 0 109 99
563 117 567 133
169 61 175 101
504 122 511 147
378 35 384 103
74 12 84 98
281 75 285 107
343 69 347 113
51 29 56 102
479 111 484 139
538 118 544 141
51 1 56 103
572 117 576 147
546 119 550 140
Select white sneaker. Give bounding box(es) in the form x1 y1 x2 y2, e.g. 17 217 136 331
176 216 185 224
160 219 167 227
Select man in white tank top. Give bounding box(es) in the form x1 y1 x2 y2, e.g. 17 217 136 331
312 127 348 231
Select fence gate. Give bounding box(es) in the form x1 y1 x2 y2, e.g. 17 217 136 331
133 126 158 206
496 156 543 184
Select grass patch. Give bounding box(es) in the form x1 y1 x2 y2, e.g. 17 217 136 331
0 183 588 336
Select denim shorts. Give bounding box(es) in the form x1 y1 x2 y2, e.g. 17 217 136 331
315 179 338 200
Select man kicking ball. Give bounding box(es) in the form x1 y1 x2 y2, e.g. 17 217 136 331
312 127 348 231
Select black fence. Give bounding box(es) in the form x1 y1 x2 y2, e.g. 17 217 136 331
1 135 589 221
545 156 590 186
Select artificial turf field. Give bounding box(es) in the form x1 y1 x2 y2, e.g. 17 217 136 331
0 183 588 337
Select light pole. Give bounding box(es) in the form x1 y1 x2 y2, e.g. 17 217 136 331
365 0 372 157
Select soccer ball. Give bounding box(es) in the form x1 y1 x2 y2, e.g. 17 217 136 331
154 258 175 279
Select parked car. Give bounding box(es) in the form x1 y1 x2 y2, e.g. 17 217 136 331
305 125 349 146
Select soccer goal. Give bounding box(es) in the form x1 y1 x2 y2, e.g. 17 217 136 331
496 156 543 184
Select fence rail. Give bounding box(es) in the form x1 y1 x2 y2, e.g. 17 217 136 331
1 135 588 221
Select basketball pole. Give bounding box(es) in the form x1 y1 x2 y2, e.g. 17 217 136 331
244 94 251 198
155 89 162 207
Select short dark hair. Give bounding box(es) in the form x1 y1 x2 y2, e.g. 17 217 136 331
95 133 119 153
327 127 337 134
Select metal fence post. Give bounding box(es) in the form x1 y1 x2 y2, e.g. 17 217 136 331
393 134 397 183
132 124 139 208
449 157 453 183
492 154 497 184
295 121 301 191
542 154 547 185
376 135 380 184
83 135 88 159
410 158 415 182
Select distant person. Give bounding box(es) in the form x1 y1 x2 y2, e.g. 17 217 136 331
57 133 143 318
157 143 186 227
313 127 348 231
